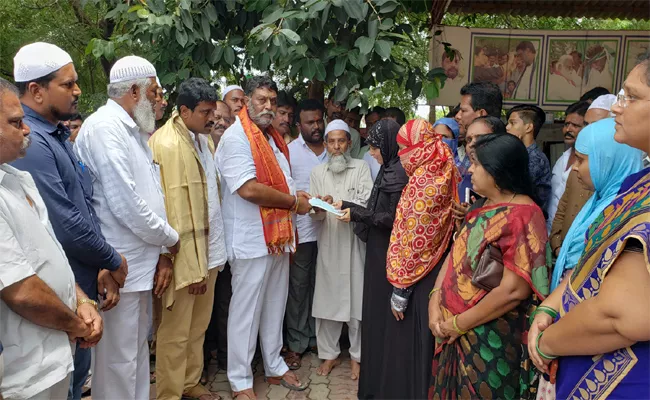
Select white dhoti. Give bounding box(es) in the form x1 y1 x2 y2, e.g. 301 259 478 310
227 254 290 392
315 318 361 362
93 291 151 400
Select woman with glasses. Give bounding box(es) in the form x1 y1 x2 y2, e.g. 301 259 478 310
529 53 650 400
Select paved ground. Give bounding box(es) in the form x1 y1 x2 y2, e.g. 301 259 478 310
85 350 359 400
202 351 358 400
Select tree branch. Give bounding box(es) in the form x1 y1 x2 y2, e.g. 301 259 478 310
69 0 93 26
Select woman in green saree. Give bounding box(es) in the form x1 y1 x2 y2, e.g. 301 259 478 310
428 133 551 400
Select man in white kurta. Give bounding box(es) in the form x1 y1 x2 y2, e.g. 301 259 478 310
75 56 179 400
309 120 373 378
216 76 310 398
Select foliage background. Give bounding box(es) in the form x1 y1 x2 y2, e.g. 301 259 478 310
1 1 648 118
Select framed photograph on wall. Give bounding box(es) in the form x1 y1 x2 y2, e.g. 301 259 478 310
468 33 544 104
543 36 621 105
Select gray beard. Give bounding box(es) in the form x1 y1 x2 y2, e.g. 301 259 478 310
133 95 156 133
327 152 351 174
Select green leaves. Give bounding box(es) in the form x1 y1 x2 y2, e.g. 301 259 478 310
280 29 300 44
375 40 392 59
302 58 317 80
201 15 211 41
355 36 375 55
368 17 379 40
224 46 236 65
175 29 188 48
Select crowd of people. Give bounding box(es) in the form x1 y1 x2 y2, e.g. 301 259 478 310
0 40 648 400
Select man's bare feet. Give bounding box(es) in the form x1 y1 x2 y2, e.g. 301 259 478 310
316 358 341 376
350 360 360 380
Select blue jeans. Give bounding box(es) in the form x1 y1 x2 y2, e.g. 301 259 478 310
68 343 91 400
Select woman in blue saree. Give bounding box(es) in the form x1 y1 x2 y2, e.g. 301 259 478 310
528 56 650 399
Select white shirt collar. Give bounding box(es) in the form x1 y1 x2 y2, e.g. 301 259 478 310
0 163 31 185
106 98 138 130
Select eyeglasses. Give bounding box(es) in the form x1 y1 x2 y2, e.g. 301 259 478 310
616 93 650 108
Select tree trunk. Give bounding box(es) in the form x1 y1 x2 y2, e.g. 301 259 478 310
307 80 325 101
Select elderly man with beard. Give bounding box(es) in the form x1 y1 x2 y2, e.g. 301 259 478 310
309 120 373 379
10 42 126 400
75 55 180 400
150 77 226 400
284 99 327 370
324 88 362 159
216 75 311 399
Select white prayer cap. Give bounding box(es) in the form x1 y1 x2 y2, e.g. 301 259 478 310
109 55 157 84
222 85 243 99
324 119 350 140
588 94 617 113
13 42 73 82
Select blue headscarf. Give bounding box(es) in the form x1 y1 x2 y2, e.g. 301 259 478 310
434 118 460 156
551 118 643 290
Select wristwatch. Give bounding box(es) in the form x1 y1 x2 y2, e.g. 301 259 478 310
78 298 99 311
161 252 174 261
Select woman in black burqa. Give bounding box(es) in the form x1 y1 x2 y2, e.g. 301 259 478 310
337 119 414 398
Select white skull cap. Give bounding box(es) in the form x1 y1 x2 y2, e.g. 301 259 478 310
222 85 244 99
13 42 73 82
588 94 617 117
109 55 157 84
324 119 350 140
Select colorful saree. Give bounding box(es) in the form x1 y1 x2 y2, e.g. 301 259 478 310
556 167 650 400
429 200 551 400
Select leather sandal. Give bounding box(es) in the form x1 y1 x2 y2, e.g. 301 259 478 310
266 372 308 391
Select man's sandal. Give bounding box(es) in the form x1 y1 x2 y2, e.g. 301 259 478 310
283 351 302 370
266 372 308 391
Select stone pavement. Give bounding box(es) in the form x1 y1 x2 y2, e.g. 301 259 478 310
85 350 358 400
202 350 358 400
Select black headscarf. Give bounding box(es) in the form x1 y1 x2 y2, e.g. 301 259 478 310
354 119 407 242
366 119 409 198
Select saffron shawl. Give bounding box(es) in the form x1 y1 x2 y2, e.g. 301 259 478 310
386 119 459 288
238 105 294 254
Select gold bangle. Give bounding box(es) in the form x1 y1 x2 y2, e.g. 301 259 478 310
429 287 441 299
453 315 467 335
78 298 98 311
161 252 174 261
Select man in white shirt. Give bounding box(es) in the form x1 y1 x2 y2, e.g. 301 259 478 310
216 75 311 399
512 41 537 100
0 77 102 399
284 99 328 369
75 56 180 400
547 101 589 232
149 77 226 400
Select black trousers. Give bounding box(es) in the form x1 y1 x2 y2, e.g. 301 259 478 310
203 262 232 369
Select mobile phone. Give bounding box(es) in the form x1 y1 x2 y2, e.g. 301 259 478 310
465 188 482 204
